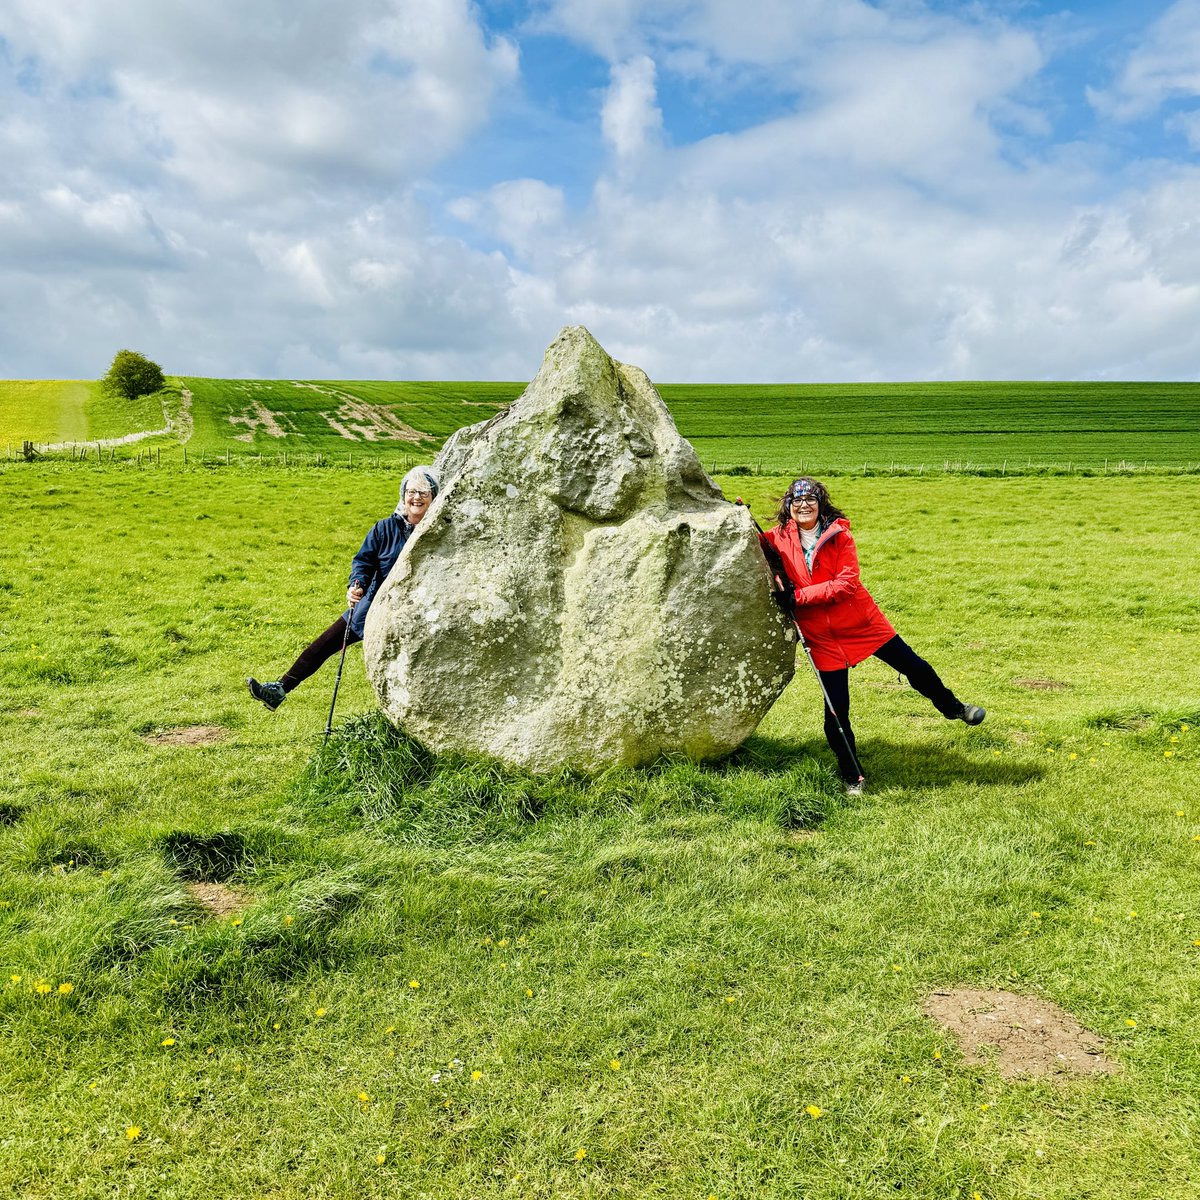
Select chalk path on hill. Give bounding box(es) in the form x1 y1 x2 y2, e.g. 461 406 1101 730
35 387 192 452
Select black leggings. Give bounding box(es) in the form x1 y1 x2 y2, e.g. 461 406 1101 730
816 634 962 782
280 616 361 693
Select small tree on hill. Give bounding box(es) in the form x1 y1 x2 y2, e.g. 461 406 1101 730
102 349 165 400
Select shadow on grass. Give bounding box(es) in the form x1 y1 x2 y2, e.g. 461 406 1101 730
737 732 1046 791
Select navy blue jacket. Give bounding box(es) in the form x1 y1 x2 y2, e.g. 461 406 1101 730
345 514 413 638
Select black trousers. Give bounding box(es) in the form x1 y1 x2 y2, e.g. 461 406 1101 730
816 634 962 782
280 615 362 693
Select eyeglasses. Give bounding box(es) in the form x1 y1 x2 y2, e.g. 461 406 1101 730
404 489 432 499
789 496 818 507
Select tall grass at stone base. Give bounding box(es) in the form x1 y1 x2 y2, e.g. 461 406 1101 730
299 711 836 842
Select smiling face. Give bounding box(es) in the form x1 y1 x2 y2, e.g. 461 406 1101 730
403 486 432 524
789 493 820 530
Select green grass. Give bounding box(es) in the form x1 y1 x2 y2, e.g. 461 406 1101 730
0 380 176 449
0 381 98 445
12 377 1200 473
2 464 1199 1197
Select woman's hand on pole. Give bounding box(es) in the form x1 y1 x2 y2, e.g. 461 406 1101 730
347 582 366 606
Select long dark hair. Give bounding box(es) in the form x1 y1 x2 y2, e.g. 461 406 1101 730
774 476 848 530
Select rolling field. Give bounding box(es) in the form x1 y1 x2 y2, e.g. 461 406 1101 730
0 381 98 445
2 463 1199 1198
0 380 173 449
8 377 1199 473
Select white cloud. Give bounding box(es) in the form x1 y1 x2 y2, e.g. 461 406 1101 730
0 0 518 201
601 56 663 162
1088 0 1200 120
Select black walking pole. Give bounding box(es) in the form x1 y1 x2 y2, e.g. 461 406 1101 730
735 498 865 785
323 600 357 746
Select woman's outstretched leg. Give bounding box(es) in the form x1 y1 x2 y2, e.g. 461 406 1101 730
873 634 984 723
248 616 362 710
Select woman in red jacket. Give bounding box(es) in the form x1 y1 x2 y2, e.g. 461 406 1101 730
760 477 984 794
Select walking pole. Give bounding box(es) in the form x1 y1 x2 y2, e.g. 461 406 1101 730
323 600 357 746
735 498 865 785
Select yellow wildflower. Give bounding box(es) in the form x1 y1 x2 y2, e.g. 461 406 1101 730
315 1007 327 1017
161 1038 176 1047
525 988 534 998
1125 1018 1137 1028
357 1092 370 1105
283 915 294 926
9 974 19 984
609 1059 621 1071
35 981 52 995
375 1154 386 1165
125 1126 142 1140
471 1070 482 1081
230 917 243 927
574 1148 587 1161
805 1105 822 1118
408 980 420 989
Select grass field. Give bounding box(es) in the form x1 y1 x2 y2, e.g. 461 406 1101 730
0 380 174 450
2 463 1199 1198
0 381 99 445
9 377 1200 473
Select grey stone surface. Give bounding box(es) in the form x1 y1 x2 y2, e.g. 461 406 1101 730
363 326 795 772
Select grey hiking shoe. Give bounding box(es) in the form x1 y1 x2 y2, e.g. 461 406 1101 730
845 780 865 797
954 703 986 725
247 678 286 711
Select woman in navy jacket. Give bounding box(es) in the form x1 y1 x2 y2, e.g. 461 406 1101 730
247 465 439 710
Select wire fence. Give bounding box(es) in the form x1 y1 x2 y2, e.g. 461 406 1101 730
6 442 1200 477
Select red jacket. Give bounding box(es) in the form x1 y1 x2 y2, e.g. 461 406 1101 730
760 517 895 671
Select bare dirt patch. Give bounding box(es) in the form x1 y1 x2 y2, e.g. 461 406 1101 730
185 881 247 917
923 988 1119 1079
291 382 428 443
143 725 228 747
228 397 288 442
1013 677 1070 691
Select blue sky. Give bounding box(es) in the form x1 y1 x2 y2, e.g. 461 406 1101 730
3 0 1200 381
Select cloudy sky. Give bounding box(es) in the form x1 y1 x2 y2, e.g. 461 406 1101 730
3 0 1200 382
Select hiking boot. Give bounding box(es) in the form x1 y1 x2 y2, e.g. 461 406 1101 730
845 780 865 797
953 702 986 725
247 678 286 711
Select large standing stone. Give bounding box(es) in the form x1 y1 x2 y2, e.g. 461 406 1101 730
363 326 795 772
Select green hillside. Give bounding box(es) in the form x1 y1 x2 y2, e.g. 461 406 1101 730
7 377 1200 472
